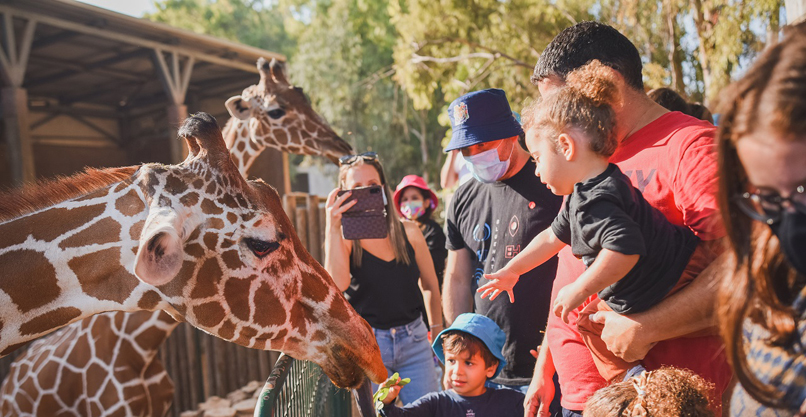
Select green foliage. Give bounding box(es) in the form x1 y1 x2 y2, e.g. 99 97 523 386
146 0 785 191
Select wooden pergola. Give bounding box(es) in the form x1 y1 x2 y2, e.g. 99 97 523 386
0 0 287 188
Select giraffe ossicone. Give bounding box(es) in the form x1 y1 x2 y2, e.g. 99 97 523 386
223 58 353 171
0 112 386 389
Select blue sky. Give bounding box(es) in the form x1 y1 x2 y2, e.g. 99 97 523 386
78 0 155 17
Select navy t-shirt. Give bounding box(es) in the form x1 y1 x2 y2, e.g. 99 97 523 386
380 388 525 417
446 160 562 385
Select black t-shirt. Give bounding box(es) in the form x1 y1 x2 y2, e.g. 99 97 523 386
380 388 525 417
420 218 447 288
551 163 699 314
446 160 562 385
345 234 424 329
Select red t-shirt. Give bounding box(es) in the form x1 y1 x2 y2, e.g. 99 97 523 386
547 112 731 411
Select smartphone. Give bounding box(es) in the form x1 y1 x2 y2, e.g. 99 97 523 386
337 185 388 240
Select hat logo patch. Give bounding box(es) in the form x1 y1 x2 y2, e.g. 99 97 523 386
453 102 469 125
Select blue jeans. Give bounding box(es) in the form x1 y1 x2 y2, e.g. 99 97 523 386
373 318 440 405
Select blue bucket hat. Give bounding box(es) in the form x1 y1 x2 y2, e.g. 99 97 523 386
432 313 507 379
444 89 524 152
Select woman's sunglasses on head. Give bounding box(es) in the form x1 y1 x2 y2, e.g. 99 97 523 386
339 152 379 166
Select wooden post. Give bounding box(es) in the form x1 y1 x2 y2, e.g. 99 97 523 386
786 0 806 24
283 194 298 232
0 13 36 185
296 206 308 249
1 87 34 184
306 194 322 262
152 49 194 163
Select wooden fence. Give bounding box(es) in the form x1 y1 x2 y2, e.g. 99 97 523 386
0 192 328 417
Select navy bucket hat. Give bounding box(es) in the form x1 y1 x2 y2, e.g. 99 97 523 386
432 313 507 379
444 88 524 152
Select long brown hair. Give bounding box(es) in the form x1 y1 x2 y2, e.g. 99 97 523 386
338 158 412 267
716 21 806 407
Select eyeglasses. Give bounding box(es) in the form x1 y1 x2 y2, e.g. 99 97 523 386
339 152 379 166
733 185 806 224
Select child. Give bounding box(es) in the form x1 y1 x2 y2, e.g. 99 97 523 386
584 367 714 416
376 313 524 416
477 60 710 383
394 175 447 289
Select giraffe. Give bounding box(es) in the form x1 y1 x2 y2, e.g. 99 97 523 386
0 311 178 417
0 65 358 415
0 112 386 399
223 57 353 172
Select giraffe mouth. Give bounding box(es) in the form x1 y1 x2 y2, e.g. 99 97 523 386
320 343 387 388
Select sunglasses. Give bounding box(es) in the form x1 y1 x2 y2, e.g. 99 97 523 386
339 152 379 165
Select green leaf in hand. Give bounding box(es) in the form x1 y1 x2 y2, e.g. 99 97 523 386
372 373 412 413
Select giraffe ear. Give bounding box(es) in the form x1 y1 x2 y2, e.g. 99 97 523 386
134 207 184 286
225 95 251 120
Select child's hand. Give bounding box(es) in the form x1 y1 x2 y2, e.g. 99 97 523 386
373 373 410 408
552 283 588 324
477 269 520 303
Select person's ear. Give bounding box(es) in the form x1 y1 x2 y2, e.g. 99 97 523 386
557 132 576 161
485 361 498 379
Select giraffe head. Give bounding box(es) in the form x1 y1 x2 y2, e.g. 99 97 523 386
131 113 385 387
224 58 352 164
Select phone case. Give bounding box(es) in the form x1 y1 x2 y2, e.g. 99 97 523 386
338 185 388 240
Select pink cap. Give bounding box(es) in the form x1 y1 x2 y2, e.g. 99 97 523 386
393 175 438 216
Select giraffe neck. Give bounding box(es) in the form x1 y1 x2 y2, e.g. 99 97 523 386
0 174 168 356
223 118 267 175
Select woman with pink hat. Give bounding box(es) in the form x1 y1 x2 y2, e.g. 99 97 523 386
394 175 447 289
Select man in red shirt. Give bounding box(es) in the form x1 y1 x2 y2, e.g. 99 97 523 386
525 22 732 417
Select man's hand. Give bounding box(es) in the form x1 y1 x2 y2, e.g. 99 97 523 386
524 366 554 417
477 269 520 302
588 310 656 362
552 283 587 324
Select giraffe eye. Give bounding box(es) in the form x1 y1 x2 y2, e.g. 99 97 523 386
267 108 286 119
244 238 280 258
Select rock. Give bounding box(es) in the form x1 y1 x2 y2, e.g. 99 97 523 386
241 380 262 395
198 396 231 410
226 389 247 404
203 409 236 417
233 398 257 416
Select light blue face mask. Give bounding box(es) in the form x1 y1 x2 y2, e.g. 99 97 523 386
464 141 513 183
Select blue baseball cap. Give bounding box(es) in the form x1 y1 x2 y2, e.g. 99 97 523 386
432 313 507 379
444 89 524 152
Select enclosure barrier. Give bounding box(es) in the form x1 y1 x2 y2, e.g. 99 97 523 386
254 354 352 417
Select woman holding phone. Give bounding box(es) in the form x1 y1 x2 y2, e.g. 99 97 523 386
324 152 442 404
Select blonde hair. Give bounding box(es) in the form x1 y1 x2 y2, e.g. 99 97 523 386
338 159 411 267
523 59 621 157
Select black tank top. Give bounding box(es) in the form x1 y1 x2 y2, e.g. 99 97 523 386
344 233 424 329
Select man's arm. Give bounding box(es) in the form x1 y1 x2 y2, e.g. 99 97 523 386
443 248 474 323
590 239 727 362
524 337 555 417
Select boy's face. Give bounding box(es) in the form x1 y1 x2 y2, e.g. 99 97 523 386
525 127 574 195
444 349 497 397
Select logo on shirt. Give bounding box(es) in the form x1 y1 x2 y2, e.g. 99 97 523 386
505 245 521 258
473 223 491 242
508 215 520 237
622 169 657 192
466 410 475 417
454 102 469 125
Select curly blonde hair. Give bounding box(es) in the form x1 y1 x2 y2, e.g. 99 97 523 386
583 367 714 417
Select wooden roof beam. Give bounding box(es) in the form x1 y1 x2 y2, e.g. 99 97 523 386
27 47 150 86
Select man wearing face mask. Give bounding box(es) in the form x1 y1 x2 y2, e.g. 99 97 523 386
442 89 563 398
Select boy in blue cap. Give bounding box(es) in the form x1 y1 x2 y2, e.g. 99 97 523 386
377 313 524 416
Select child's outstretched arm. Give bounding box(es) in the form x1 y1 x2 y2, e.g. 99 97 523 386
478 228 566 303
553 249 639 323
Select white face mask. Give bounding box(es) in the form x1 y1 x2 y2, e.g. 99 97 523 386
464 141 513 183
